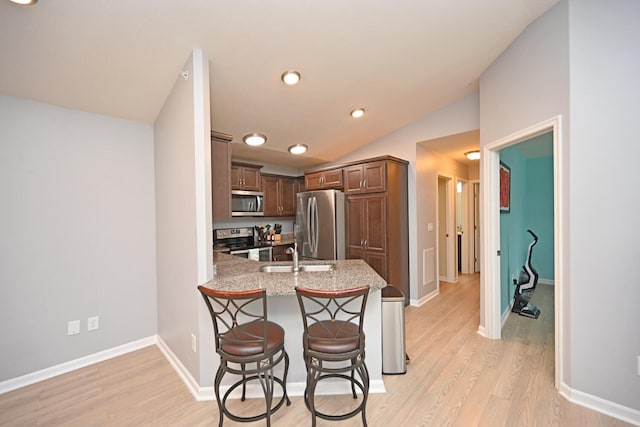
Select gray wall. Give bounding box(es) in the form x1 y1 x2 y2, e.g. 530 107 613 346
481 0 640 412
154 50 214 385
567 0 640 410
0 94 157 381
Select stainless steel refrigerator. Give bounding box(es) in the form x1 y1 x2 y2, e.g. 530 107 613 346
295 190 345 260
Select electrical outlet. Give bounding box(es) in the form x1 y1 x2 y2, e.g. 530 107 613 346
87 316 99 331
191 334 197 353
67 320 80 336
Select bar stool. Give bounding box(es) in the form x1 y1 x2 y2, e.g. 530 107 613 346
295 286 370 427
198 286 291 427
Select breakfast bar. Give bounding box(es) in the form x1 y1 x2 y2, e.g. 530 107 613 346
201 253 388 397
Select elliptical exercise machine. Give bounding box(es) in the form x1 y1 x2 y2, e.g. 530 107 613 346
511 229 541 319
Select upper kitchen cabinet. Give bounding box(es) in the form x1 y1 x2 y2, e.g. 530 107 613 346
344 161 386 194
211 131 233 221
231 162 262 191
261 174 296 217
304 168 344 191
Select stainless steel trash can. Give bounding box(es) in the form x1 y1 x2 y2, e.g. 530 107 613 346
381 285 407 374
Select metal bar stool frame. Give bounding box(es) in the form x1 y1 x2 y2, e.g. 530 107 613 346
295 286 370 427
198 286 291 427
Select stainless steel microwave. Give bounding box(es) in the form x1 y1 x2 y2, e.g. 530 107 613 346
231 190 264 216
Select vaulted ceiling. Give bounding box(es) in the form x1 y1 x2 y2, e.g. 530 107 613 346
0 0 559 168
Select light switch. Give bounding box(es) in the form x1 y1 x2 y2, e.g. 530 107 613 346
427 223 433 232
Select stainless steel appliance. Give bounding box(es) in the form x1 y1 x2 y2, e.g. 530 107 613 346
231 190 264 217
295 190 345 260
213 227 272 261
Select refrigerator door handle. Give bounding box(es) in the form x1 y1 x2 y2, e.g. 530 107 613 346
311 196 319 254
306 197 314 254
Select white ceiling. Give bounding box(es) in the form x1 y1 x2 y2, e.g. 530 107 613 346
0 0 559 169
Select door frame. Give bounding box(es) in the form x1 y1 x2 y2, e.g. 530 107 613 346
480 115 563 390
436 173 456 283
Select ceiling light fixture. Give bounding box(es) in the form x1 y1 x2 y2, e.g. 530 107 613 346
243 133 267 146
10 0 37 4
350 108 365 118
281 70 301 85
288 144 308 155
465 150 480 160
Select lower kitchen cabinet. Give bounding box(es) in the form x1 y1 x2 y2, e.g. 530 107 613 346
272 244 294 261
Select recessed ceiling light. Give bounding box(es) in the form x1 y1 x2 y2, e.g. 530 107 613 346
243 133 267 146
350 108 365 118
10 0 37 4
288 144 308 155
465 150 480 160
281 70 301 85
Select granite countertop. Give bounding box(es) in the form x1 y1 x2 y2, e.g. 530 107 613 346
206 254 387 296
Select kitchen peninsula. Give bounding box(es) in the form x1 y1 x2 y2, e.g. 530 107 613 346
203 254 387 396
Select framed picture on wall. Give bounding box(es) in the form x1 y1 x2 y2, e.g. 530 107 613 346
500 161 511 213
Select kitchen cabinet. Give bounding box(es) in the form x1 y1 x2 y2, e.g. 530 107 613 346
343 156 408 304
231 162 262 191
272 244 294 261
344 161 386 194
304 168 344 191
346 194 388 280
261 174 296 217
211 132 233 221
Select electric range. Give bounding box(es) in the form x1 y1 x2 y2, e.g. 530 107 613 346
213 227 272 261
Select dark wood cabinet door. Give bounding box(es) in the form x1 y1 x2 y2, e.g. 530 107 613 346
305 169 343 190
211 139 231 221
305 172 323 190
231 163 262 191
279 177 296 216
230 164 242 190
242 167 261 191
343 161 386 194
363 161 386 192
345 196 365 256
344 165 364 193
261 175 280 216
363 194 387 253
322 169 344 188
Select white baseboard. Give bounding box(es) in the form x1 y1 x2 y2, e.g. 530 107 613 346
155 336 210 401
0 336 157 395
477 325 486 337
157 336 386 402
410 288 439 307
560 381 640 426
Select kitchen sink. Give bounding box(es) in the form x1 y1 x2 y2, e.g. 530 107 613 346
300 264 335 272
260 265 295 273
260 264 335 273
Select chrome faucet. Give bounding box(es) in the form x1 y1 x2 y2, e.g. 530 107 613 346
286 243 299 273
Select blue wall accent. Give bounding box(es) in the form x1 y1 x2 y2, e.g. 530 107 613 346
499 132 554 314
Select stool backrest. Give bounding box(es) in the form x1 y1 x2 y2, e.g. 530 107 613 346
198 286 268 356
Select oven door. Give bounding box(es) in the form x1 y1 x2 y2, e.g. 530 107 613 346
230 247 272 261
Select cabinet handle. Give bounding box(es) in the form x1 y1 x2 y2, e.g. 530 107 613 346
364 239 368 249
359 180 363 189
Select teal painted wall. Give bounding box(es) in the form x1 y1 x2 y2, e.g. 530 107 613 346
499 132 554 314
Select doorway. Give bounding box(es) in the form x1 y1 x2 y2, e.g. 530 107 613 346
481 115 563 389
437 174 455 283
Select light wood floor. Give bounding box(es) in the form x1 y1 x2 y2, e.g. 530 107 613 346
0 274 631 426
